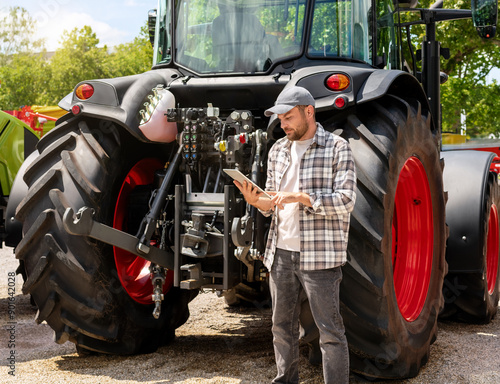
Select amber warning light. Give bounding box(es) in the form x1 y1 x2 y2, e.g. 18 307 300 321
75 83 95 100
325 74 350 91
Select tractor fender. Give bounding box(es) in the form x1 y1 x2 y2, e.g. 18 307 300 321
266 63 376 131
64 69 182 142
442 150 496 273
267 68 429 132
5 149 40 247
357 69 429 108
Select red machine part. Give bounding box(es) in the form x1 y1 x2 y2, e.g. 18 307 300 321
113 158 174 304
392 156 434 322
3 106 58 137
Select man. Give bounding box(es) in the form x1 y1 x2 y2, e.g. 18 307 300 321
234 86 356 384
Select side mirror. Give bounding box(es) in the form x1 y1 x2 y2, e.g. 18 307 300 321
471 0 497 38
148 9 157 47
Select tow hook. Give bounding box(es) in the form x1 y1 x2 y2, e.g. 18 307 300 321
151 265 165 319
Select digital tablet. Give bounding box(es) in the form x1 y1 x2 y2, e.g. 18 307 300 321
223 169 272 199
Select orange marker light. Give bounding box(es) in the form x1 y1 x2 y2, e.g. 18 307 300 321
75 83 95 100
325 74 350 92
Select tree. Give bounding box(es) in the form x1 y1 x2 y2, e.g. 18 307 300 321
441 76 500 137
416 0 500 136
0 6 45 62
0 7 154 109
0 53 50 110
107 24 154 78
44 23 154 104
465 82 500 137
0 7 48 109
45 26 112 104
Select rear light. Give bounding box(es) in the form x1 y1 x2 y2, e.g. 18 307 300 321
333 96 347 109
71 104 82 115
325 74 350 92
334 96 348 109
75 83 94 100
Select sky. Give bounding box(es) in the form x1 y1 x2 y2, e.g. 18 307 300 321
2 0 155 51
487 68 500 83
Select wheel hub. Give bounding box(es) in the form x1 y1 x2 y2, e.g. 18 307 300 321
392 156 434 322
486 203 499 295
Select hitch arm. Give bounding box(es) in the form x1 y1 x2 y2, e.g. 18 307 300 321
62 206 175 270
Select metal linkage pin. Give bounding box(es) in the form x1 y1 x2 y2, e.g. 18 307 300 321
151 266 165 319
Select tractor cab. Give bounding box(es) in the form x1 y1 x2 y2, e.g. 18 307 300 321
150 0 496 77
151 0 379 75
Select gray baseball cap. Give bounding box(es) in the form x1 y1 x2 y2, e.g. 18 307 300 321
264 86 315 117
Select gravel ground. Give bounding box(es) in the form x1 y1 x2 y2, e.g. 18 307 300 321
1 245 499 384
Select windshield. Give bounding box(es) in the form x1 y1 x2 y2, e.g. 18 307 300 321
154 0 373 73
171 0 306 73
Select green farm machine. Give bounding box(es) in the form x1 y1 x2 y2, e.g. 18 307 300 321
1 0 498 379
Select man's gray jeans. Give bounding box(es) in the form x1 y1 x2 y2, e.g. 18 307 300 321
269 248 349 384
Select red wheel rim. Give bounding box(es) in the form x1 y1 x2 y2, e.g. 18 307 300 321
486 204 499 295
392 156 434 322
113 158 173 304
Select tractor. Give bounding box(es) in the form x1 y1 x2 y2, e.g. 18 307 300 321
2 0 499 379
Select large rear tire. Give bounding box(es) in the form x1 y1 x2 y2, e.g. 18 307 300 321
15 117 193 354
323 95 447 379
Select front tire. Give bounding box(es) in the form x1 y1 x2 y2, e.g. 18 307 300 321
324 95 447 379
15 117 192 354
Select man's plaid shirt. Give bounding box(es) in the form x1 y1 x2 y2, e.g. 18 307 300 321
260 123 357 271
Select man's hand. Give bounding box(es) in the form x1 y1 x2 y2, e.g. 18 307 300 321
234 180 312 211
233 180 275 211
272 191 312 210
